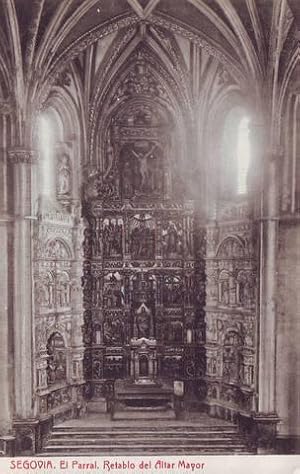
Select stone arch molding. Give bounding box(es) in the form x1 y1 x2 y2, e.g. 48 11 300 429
100 97 173 181
46 324 70 349
44 237 73 260
83 47 191 205
44 12 246 108
88 38 192 170
36 322 70 354
216 235 246 259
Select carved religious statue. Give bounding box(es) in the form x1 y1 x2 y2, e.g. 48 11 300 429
162 221 183 257
130 218 155 259
57 154 71 195
136 304 151 339
122 142 163 198
103 219 123 258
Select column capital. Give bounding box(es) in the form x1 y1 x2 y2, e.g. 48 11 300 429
0 98 13 116
8 148 38 164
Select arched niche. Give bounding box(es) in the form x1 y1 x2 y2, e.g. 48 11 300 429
222 330 243 385
35 271 54 309
35 88 82 212
45 238 72 260
46 332 67 386
94 95 177 202
85 45 190 202
216 235 245 259
218 270 230 306
236 270 256 309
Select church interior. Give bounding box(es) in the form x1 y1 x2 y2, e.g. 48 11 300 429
0 0 300 456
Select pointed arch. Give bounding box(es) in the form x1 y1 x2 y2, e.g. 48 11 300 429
88 38 192 170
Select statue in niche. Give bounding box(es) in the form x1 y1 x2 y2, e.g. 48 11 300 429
46 239 69 259
130 216 155 259
121 142 163 198
81 268 93 303
56 280 69 307
163 276 183 306
167 223 179 253
103 219 123 258
219 279 230 305
83 228 93 257
136 304 151 338
238 275 255 308
57 271 70 304
162 222 183 257
103 316 124 344
57 154 71 195
46 333 67 385
222 332 241 383
223 347 240 382
103 273 124 309
36 277 53 308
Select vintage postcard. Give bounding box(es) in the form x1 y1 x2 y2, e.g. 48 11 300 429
0 0 299 472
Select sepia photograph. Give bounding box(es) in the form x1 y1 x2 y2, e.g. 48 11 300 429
0 0 299 471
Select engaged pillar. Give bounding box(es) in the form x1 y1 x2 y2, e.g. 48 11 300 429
8 149 37 420
256 153 280 452
0 137 13 437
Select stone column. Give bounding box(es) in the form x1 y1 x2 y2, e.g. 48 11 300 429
0 214 13 434
8 148 37 420
255 152 280 452
258 153 278 413
0 122 13 436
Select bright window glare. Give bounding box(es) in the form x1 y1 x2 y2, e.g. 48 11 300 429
237 116 250 195
38 115 53 196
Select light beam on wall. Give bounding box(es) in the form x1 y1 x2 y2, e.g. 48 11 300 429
38 115 54 197
237 116 251 195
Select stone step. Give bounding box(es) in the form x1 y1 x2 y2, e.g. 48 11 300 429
112 409 176 420
47 437 246 446
50 430 238 438
43 443 251 454
52 424 236 432
114 404 171 411
116 391 172 397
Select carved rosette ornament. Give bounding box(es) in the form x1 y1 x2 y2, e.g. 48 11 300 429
8 148 38 164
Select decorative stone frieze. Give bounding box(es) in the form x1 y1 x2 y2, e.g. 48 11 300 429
8 148 38 164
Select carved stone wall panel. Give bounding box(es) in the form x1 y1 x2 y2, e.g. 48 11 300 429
205 306 256 411
204 218 257 413
162 219 183 258
81 48 206 391
163 274 183 306
33 212 84 415
130 214 155 260
103 217 124 258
